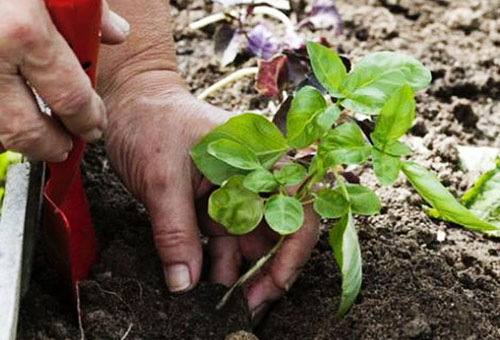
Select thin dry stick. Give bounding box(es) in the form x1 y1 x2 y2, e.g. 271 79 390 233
216 236 285 310
120 324 134 340
76 284 85 340
197 67 259 100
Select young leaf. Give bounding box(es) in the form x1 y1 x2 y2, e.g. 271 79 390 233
341 52 431 114
191 113 289 185
264 194 304 235
243 168 279 193
372 148 401 186
306 42 347 97
461 161 500 230
313 189 350 218
319 123 371 166
208 139 261 170
329 211 362 317
402 162 500 237
344 184 381 216
208 176 264 235
371 84 416 150
274 163 307 186
286 86 327 148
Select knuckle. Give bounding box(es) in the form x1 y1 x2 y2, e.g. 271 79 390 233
50 83 93 116
5 20 41 51
154 224 195 252
1 119 43 153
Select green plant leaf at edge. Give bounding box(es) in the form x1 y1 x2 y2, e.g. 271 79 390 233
329 210 362 317
190 113 289 185
264 194 304 235
306 42 347 97
208 175 264 235
460 161 500 229
402 161 500 237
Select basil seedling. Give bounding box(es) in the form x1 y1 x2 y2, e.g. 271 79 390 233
191 42 500 317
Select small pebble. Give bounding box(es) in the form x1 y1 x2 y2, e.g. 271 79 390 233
225 331 260 340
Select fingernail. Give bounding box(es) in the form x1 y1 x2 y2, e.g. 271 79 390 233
82 128 103 141
110 11 130 36
284 271 301 292
251 303 270 327
165 264 191 293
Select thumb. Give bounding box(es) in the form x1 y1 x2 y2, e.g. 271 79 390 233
148 183 203 293
101 0 130 45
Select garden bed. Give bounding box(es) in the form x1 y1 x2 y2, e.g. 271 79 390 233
17 0 500 339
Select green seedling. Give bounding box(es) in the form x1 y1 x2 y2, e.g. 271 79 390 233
191 42 500 316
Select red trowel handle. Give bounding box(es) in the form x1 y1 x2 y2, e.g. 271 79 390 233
44 0 101 202
43 0 101 299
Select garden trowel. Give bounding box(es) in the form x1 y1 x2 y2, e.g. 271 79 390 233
43 0 101 300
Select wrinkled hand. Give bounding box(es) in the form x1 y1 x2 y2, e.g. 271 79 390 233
0 0 129 160
104 72 319 321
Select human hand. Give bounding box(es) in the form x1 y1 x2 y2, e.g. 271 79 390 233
103 71 319 321
0 0 129 161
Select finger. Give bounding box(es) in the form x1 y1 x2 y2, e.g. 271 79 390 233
0 75 72 161
208 234 242 287
101 0 130 45
149 180 203 293
246 205 319 314
18 5 107 141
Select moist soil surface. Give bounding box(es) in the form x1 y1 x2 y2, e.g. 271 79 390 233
17 0 500 339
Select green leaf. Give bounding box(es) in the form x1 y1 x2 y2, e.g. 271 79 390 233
207 139 261 170
264 194 304 235
402 162 500 237
313 189 350 218
341 52 431 114
461 162 500 230
286 86 327 149
191 113 289 185
243 168 279 193
329 211 362 317
208 175 264 235
306 42 347 97
371 84 416 150
315 105 341 132
381 140 412 157
319 123 371 166
345 184 381 216
274 163 307 186
372 148 401 186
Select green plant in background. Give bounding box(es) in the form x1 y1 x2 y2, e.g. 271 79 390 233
191 42 500 317
0 152 22 214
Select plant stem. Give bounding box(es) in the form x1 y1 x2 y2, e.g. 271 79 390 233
332 167 349 199
216 236 286 310
197 67 259 100
190 6 294 32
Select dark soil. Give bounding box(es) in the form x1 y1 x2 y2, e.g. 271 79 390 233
17 0 500 339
